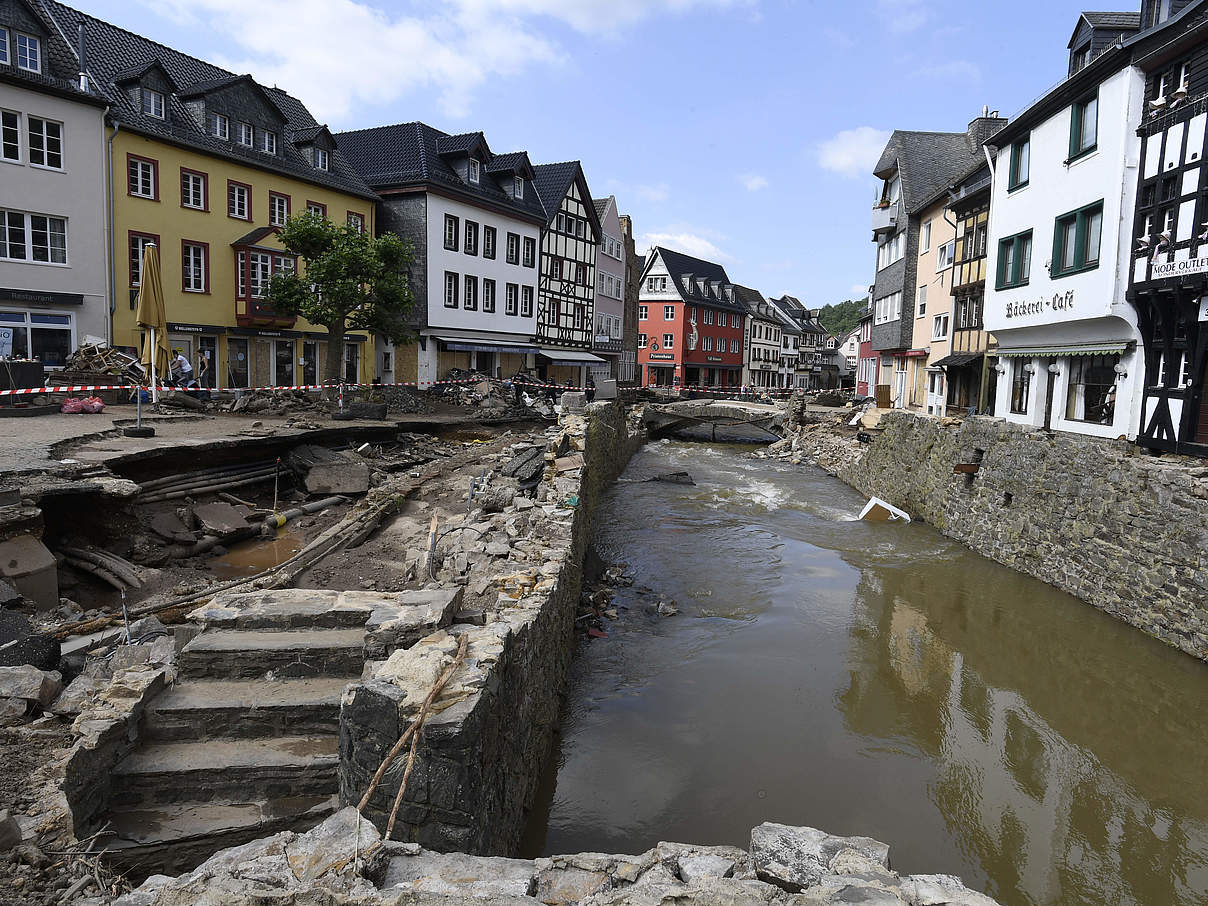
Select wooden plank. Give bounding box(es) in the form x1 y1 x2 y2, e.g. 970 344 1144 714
953 463 980 474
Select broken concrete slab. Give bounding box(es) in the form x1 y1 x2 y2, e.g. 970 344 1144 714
193 502 252 537
148 511 196 544
0 664 62 709
288 445 371 496
378 847 538 896
0 534 57 610
749 822 890 893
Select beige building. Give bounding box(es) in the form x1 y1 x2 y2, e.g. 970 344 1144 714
905 195 957 414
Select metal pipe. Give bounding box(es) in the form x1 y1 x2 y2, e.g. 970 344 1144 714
138 471 281 503
260 496 345 535
137 460 277 493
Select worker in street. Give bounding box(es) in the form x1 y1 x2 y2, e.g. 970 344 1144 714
171 348 193 386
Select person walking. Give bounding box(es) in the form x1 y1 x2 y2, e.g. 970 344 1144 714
171 348 193 386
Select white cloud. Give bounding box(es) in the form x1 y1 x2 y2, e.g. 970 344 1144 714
739 173 769 191
156 0 750 122
878 0 930 33
637 230 732 262
850 283 871 296
816 126 890 178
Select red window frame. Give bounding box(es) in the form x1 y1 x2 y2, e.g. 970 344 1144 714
346 210 365 233
227 179 253 221
269 191 292 227
181 239 210 294
127 230 160 288
126 153 160 201
179 167 209 211
306 200 327 218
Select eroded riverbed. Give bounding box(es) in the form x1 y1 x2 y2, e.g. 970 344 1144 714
521 440 1208 906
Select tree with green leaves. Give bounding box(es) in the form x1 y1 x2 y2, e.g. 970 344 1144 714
817 298 868 339
265 212 415 381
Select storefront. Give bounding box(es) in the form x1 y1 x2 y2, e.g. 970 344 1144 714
539 349 607 387
0 289 84 369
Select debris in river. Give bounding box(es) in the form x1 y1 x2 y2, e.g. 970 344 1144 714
657 599 679 616
858 496 911 523
645 471 696 485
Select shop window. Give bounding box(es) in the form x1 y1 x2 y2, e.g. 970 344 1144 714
228 337 250 388
1010 359 1031 414
1065 355 1118 423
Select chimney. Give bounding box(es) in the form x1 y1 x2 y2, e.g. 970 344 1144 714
968 107 1007 147
77 23 88 92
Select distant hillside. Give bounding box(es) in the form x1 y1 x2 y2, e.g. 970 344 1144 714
818 298 866 338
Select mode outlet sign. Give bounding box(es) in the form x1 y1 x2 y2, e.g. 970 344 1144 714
1152 256 1208 279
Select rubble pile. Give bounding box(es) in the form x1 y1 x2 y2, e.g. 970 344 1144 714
108 808 1002 906
227 388 316 416
52 344 144 386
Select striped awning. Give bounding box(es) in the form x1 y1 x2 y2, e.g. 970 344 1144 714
997 342 1130 358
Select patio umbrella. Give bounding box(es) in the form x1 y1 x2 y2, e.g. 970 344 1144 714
135 243 170 401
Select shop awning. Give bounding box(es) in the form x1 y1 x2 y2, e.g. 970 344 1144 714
997 342 1130 358
931 352 983 368
539 350 606 365
436 336 540 355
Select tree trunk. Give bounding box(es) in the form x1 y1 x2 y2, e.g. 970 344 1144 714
324 318 346 382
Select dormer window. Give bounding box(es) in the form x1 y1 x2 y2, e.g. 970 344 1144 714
0 28 9 66
1180 63 1191 90
514 175 524 199
1072 44 1089 73
314 148 329 171
15 33 40 73
262 131 277 154
213 113 229 140
238 122 253 146
142 89 165 118
468 158 480 183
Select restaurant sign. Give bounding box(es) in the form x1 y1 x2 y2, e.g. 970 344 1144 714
648 353 675 361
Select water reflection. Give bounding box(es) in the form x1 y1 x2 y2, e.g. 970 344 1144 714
524 442 1208 906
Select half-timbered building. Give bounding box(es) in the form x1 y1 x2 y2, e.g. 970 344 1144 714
1128 3 1208 455
532 161 604 384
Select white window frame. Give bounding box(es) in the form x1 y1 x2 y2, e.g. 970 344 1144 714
238 122 254 147
444 271 459 308
27 116 62 170
468 158 480 183
228 182 249 220
920 220 931 254
916 284 927 318
521 285 534 317
15 33 40 73
638 304 648 320
664 305 675 320
181 170 206 210
663 333 674 349
315 148 330 170
638 333 647 348
0 209 67 264
505 283 518 315
213 113 229 140
936 239 955 271
269 192 289 226
129 157 156 199
182 242 206 293
142 88 165 119
514 175 524 198
0 27 8 66
262 131 277 154
931 313 949 341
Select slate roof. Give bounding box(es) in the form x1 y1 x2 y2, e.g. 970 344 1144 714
733 284 770 318
764 297 803 336
651 247 745 314
531 161 603 236
593 198 609 219
40 1 377 199
874 128 998 215
333 121 548 223
485 151 533 176
1083 10 1143 30
0 0 105 105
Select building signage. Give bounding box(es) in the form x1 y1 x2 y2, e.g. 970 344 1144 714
1153 257 1208 280
1005 290 1075 319
648 353 675 361
0 287 84 306
707 355 723 363
167 322 224 334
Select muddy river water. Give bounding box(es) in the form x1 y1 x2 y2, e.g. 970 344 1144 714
521 440 1208 906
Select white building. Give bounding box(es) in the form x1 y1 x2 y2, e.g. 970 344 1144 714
0 11 109 370
737 287 782 389
985 47 1146 439
590 196 625 381
335 125 546 384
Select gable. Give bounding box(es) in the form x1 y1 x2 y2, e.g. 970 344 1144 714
0 0 47 39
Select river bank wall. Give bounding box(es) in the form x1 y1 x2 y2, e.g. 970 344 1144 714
791 411 1208 661
340 400 646 853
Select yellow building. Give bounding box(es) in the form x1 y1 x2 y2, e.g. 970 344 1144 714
906 195 957 414
71 8 379 389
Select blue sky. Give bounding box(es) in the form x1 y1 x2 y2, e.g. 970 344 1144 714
77 0 1129 305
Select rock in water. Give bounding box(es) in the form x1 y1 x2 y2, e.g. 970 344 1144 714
749 822 890 893
645 471 696 485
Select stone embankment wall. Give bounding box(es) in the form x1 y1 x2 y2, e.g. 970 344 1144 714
340 401 644 853
114 806 1002 906
795 411 1208 660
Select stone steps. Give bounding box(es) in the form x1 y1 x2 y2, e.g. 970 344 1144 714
111 735 338 807
178 628 367 678
143 677 351 741
96 587 462 877
104 794 337 876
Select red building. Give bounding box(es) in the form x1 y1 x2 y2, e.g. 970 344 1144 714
855 306 878 397
636 247 746 388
